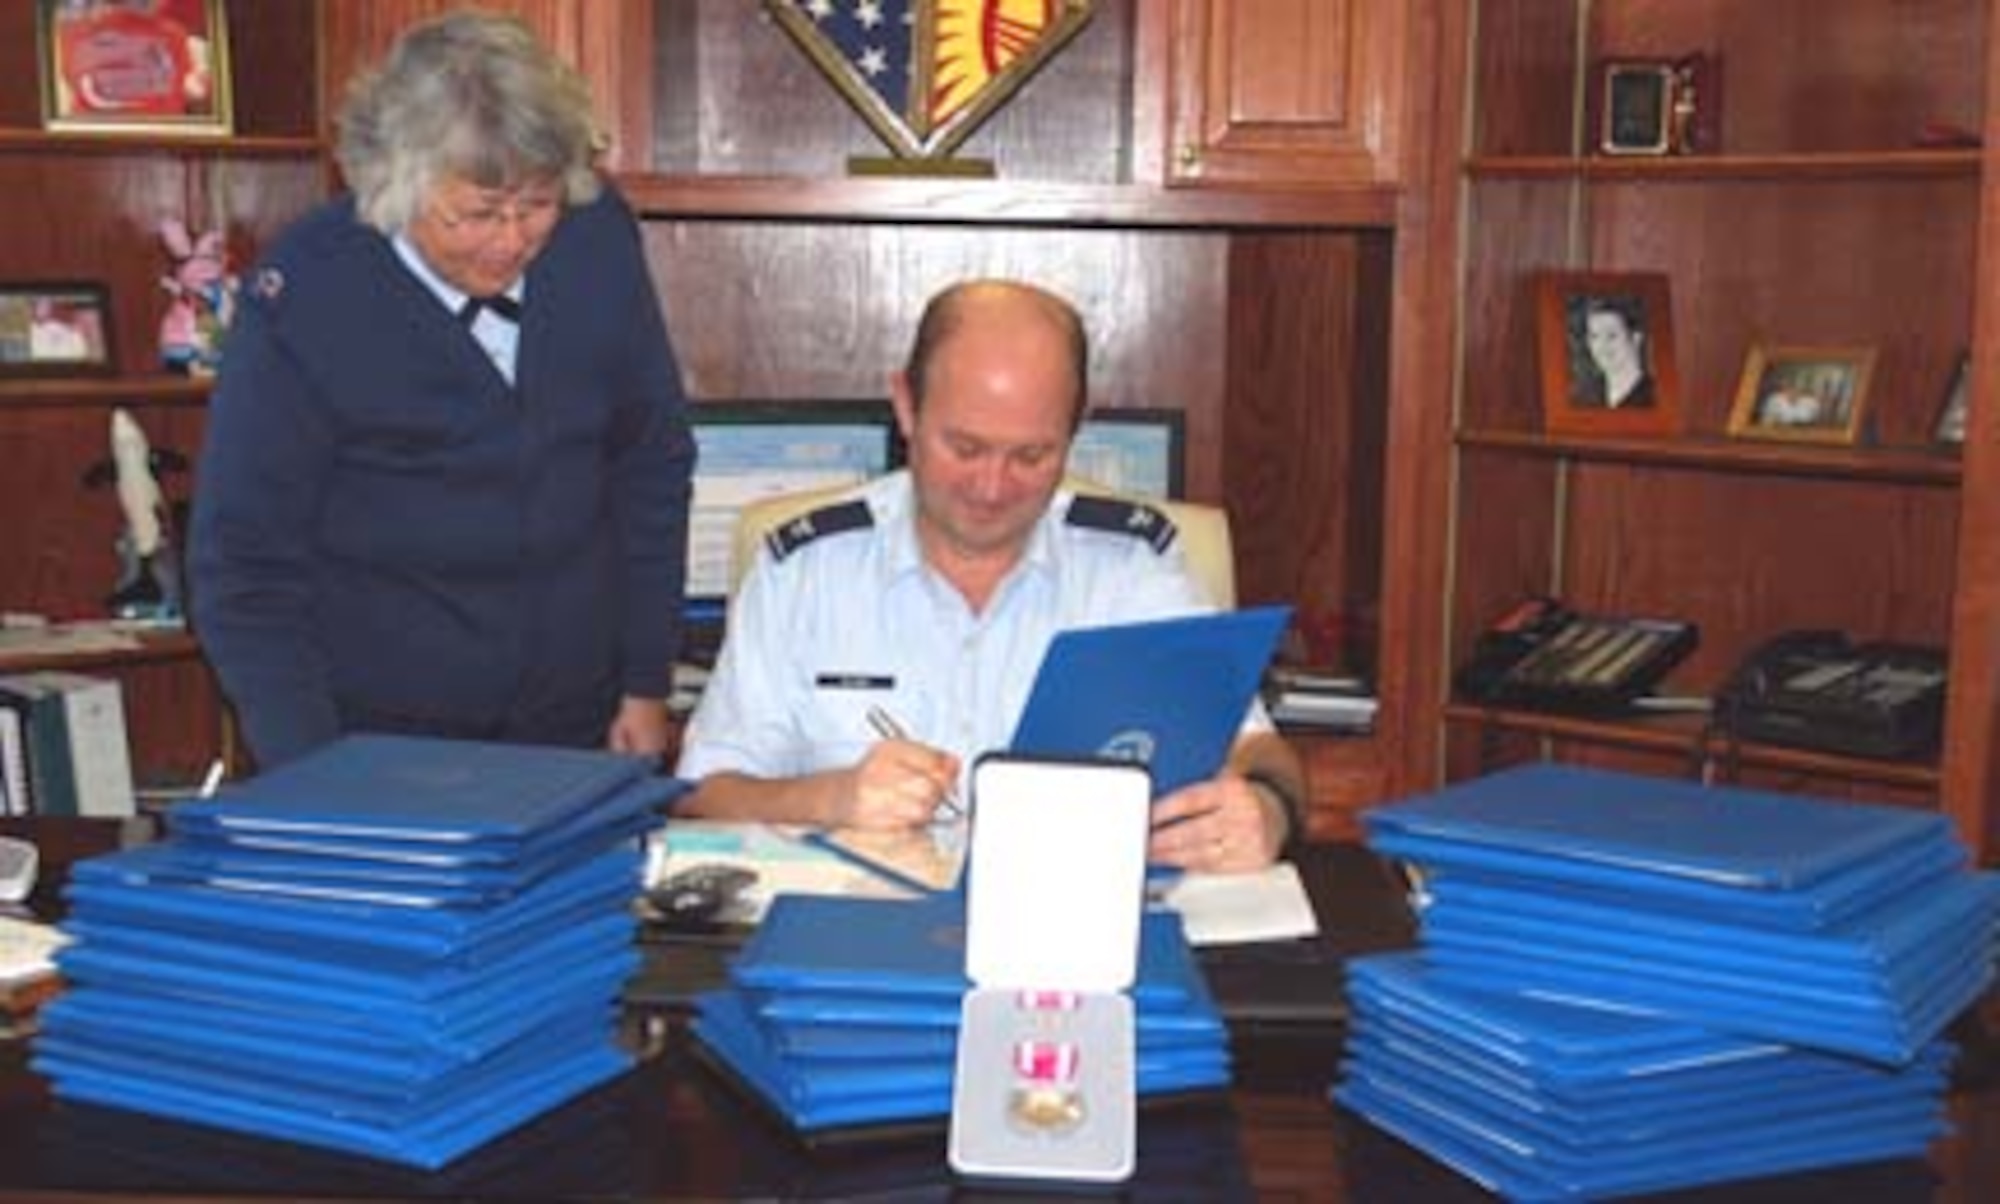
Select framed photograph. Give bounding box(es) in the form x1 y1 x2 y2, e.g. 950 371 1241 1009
1535 270 1682 437
0 282 116 376
1726 345 1877 445
1592 54 1721 156
36 0 233 137
1933 353 1972 446
1596 60 1676 155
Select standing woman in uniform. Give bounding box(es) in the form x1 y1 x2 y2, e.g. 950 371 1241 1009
192 12 695 770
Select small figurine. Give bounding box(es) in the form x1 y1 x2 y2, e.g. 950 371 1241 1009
157 216 238 376
82 408 188 625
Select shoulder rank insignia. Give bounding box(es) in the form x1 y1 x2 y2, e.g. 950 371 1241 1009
766 498 874 562
1066 494 1179 554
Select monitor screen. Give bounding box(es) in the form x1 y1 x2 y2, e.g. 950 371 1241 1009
1068 408 1186 500
686 401 901 616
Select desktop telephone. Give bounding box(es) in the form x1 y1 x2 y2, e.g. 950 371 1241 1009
1454 597 1698 715
1712 630 1948 760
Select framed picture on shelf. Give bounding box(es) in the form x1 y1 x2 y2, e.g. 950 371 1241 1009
1933 353 1972 446
1595 60 1676 155
36 0 233 137
0 282 115 377
1535 270 1682 438
1726 345 1877 446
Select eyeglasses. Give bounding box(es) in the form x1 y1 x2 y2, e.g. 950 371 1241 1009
429 189 562 240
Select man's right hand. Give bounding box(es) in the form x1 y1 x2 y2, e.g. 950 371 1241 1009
837 738 960 829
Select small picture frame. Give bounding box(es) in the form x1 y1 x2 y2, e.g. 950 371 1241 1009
0 282 116 376
1535 270 1682 437
36 0 233 137
1933 353 1972 446
1593 54 1720 156
1726 345 1877 446
1597 60 1676 155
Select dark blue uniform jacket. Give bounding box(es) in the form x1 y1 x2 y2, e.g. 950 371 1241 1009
191 187 695 768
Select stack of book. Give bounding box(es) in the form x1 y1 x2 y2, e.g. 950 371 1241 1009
1337 763 2000 1200
1263 667 1377 733
689 892 1233 1132
31 734 682 1169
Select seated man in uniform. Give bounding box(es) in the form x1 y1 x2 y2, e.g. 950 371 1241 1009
674 279 1305 874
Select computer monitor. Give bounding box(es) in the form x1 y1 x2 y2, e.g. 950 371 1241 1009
685 401 901 619
1069 408 1186 500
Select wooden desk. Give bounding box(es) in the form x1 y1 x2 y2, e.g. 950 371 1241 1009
1 821 1996 1200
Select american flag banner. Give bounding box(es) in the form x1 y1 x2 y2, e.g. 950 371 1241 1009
766 0 1095 165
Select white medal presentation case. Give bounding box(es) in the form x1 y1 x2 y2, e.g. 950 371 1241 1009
948 754 1152 1185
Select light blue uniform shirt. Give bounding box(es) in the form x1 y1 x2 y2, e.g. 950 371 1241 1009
676 472 1268 790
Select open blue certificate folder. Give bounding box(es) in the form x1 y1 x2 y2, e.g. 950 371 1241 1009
1008 606 1291 797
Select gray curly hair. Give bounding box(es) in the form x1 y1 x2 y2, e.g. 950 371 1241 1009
335 11 602 233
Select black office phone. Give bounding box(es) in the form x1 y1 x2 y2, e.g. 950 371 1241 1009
1455 597 1699 716
1714 631 1948 760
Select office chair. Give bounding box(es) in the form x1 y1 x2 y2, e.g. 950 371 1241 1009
729 478 1236 608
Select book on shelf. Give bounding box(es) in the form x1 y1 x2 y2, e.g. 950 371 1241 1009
0 671 137 819
1265 666 1378 732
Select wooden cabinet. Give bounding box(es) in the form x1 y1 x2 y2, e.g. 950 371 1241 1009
1426 0 2000 862
0 4 325 789
1154 0 1408 189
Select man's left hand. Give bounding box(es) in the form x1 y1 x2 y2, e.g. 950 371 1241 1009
1148 774 1286 874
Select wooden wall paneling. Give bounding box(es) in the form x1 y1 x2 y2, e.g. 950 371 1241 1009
1589 180 1981 443
117 654 226 787
640 219 1231 481
322 1 656 164
226 2 323 138
1594 0 1985 155
652 0 1137 182
1561 468 1959 685
0 4 42 130
1221 232 1385 642
1467 0 1582 158
1459 179 1577 431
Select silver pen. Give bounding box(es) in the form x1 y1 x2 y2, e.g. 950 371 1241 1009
864 704 965 819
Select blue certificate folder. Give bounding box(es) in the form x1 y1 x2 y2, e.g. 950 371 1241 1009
1008 606 1290 796
170 733 684 853
730 892 1207 1010
1335 955 1951 1203
1368 764 1960 903
1365 764 2000 1064
36 736 660 1170
689 892 1232 1133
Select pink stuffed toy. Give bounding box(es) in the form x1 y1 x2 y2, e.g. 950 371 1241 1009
157 217 238 376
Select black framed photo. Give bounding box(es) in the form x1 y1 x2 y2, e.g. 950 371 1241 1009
37 0 233 137
0 282 115 376
1597 60 1676 155
1933 352 1972 446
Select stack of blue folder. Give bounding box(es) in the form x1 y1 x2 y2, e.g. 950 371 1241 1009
690 892 1234 1132
32 734 681 1169
1337 763 2000 1201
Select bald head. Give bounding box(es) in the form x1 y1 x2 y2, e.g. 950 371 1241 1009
902 280 1088 431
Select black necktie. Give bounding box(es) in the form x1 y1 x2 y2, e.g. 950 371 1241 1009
457 293 521 325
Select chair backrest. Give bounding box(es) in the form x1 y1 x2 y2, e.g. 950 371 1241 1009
730 478 1236 608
